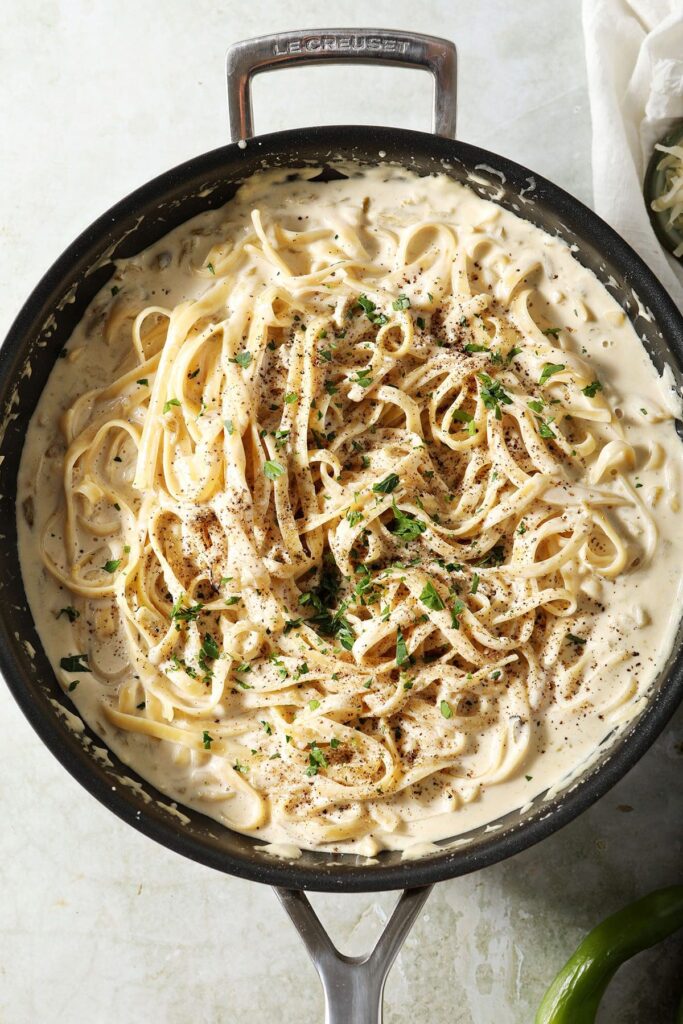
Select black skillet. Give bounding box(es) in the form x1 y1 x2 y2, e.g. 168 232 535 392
1 29 682 1021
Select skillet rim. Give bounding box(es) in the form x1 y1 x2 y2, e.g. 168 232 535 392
1 123 682 892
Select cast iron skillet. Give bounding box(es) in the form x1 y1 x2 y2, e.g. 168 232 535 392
2 29 683 1020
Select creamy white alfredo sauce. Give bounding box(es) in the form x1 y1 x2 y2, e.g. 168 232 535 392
17 166 683 857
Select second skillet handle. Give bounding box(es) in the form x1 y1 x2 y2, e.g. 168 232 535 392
225 28 457 141
274 885 433 1023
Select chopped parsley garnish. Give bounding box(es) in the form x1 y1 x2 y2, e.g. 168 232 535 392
542 327 561 337
207 262 215 275
67 680 79 692
391 500 426 542
330 737 341 749
224 595 241 606
284 392 298 404
356 294 387 325
201 633 220 661
284 618 303 633
470 573 480 595
57 606 79 623
136 378 149 387
582 380 603 397
477 373 512 420
518 521 527 535
452 408 477 436
261 721 272 735
373 473 400 494
346 508 364 527
527 399 545 414
566 633 587 647
308 698 321 711
477 545 505 568
640 408 648 415
392 294 411 310
163 398 180 414
416 316 425 330
170 596 204 622
224 419 235 435
419 581 445 611
451 599 465 629
464 343 489 354
350 368 373 388
264 460 284 480
231 351 252 369
202 731 213 749
324 379 338 395
110 285 120 296
103 559 121 574
440 700 453 719
539 363 565 385
537 418 557 439
306 742 328 776
396 627 409 666
60 654 89 673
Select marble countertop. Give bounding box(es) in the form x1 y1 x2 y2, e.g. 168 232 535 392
1 2 681 1021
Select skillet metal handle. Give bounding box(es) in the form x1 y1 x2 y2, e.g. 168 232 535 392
274 885 433 1023
226 29 457 142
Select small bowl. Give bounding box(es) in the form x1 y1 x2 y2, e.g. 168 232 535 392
644 120 683 259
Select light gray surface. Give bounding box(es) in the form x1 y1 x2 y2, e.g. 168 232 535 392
0 2 681 1022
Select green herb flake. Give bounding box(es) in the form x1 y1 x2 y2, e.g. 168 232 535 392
396 627 409 666
391 499 427 542
356 293 388 326
450 599 465 629
305 742 328 776
419 581 445 611
136 378 149 387
67 680 79 692
470 573 480 595
207 262 215 275
539 363 565 386
566 632 587 647
163 398 181 414
308 698 321 711
170 596 204 622
350 368 373 388
264 460 285 480
57 606 79 623
231 351 252 369
284 392 298 404
372 473 400 494
392 294 411 310
477 373 513 420
60 654 89 673
582 380 603 398
542 327 561 337
202 731 213 749
440 700 453 719
103 559 121 574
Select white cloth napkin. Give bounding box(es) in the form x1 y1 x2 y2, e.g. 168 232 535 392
582 0 683 311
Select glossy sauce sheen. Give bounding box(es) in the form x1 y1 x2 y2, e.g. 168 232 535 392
17 167 683 857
